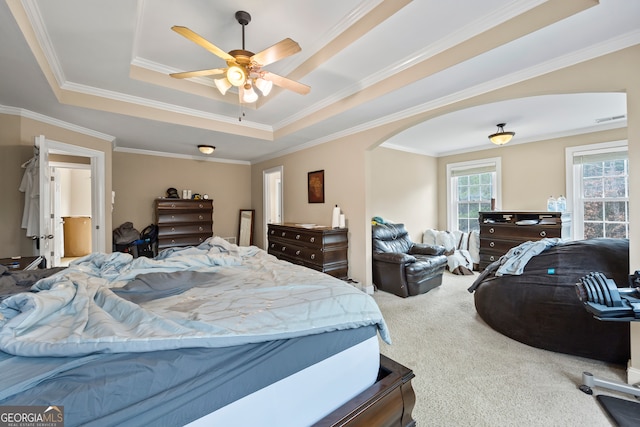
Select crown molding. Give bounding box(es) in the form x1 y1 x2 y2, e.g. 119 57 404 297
0 104 115 142
113 146 250 165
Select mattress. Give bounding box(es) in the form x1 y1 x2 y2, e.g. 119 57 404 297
0 325 378 426
188 335 380 427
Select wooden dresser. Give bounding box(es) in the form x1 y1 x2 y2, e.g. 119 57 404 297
479 211 571 270
154 199 213 251
267 223 348 279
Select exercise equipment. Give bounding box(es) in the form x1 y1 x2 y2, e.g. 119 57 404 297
576 270 640 396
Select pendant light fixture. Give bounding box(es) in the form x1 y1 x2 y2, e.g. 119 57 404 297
488 123 515 145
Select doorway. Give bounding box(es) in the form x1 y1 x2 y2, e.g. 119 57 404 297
263 166 283 248
51 163 92 266
37 135 106 267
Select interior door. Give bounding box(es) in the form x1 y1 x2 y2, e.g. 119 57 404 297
263 166 283 248
37 135 58 267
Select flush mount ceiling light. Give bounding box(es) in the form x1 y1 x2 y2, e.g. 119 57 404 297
198 145 216 155
488 123 515 145
170 11 310 104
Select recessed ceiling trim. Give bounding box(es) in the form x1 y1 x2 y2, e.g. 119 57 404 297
275 0 386 77
260 34 638 163
0 104 115 142
14 0 65 87
60 80 271 132
273 0 593 134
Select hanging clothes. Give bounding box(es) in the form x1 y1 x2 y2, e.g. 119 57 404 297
19 156 39 238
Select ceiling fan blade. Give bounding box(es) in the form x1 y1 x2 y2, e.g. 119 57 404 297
171 26 234 61
170 68 226 79
251 38 301 67
262 72 310 95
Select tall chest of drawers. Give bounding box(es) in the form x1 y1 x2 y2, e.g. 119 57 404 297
267 223 348 279
154 199 213 250
479 211 571 271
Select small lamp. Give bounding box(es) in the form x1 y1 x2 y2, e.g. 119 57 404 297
488 123 515 145
198 145 215 155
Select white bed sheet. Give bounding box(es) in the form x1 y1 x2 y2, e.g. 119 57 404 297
186 336 380 427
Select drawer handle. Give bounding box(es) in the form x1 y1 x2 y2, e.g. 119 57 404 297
295 250 301 255
310 237 315 243
281 246 286 251
270 230 274 235
540 230 547 237
310 254 315 260
199 226 203 231
489 241 495 247
282 232 286 237
171 215 175 219
198 203 203 208
296 234 300 240
489 255 495 261
198 237 203 242
198 215 203 220
171 203 176 208
489 228 495 234
171 239 176 244
171 227 175 232
270 243 275 249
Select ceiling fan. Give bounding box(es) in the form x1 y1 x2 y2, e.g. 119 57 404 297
170 10 310 103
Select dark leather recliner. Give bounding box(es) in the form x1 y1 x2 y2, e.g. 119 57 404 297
372 223 448 297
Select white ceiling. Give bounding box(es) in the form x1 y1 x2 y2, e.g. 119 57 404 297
0 0 637 164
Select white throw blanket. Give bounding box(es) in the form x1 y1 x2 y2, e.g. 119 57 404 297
423 229 479 274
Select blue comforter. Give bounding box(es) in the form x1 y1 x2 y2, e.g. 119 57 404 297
0 237 390 357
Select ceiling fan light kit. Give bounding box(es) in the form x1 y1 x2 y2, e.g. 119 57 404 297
489 123 515 145
170 10 309 104
198 145 216 155
214 78 232 95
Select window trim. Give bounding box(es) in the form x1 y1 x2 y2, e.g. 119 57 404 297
565 140 628 240
446 157 502 231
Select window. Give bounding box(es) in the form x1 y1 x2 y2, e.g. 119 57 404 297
566 142 628 240
447 158 501 232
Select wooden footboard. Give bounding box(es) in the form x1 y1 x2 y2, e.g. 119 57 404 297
315 354 416 427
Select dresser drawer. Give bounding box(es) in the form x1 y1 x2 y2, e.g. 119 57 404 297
480 224 561 240
157 212 212 224
158 233 211 249
155 200 212 211
158 223 213 236
480 237 519 254
268 228 324 248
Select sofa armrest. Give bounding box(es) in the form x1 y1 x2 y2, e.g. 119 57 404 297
373 252 417 264
409 243 446 256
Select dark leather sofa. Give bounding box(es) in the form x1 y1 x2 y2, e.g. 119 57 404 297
468 238 630 364
372 223 447 298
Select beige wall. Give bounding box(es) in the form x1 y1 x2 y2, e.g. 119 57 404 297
0 113 112 258
112 152 251 241
437 127 628 228
370 147 438 243
252 46 639 293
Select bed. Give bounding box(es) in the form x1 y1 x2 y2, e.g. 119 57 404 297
0 237 415 426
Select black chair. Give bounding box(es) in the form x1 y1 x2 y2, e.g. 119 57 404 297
372 223 447 297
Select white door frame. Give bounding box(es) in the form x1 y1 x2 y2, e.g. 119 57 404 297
37 135 106 265
263 166 283 248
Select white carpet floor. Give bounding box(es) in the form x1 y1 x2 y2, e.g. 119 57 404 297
373 271 628 426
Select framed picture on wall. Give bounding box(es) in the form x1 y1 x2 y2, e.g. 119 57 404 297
308 170 325 203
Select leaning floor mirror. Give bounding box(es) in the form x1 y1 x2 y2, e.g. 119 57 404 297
238 209 255 246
